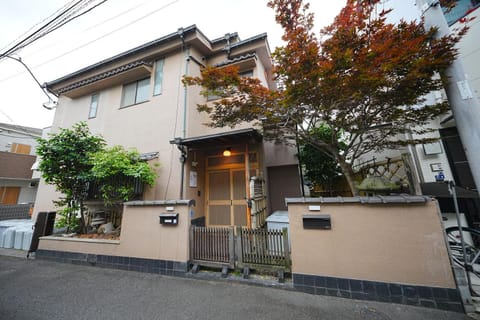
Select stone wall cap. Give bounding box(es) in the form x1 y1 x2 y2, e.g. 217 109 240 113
124 200 196 206
285 195 432 205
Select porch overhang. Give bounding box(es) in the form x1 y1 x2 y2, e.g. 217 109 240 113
170 128 262 149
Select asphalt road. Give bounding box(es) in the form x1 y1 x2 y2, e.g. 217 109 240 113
0 256 471 320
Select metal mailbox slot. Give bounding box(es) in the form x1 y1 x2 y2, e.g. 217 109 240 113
303 215 331 230
159 213 179 225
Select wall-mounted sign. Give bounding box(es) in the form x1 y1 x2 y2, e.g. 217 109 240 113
457 80 473 100
423 142 442 155
430 163 443 172
189 171 197 187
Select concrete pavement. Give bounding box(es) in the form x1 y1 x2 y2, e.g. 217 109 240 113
0 253 471 320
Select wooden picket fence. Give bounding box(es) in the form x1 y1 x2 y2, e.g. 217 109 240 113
190 226 235 268
239 227 289 268
190 226 290 271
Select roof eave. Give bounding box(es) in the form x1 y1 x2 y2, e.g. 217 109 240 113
46 25 199 88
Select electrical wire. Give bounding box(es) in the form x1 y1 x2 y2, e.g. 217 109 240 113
0 0 180 84
19 0 158 60
32 0 109 43
0 0 86 58
164 33 185 199
0 0 77 53
30 0 179 70
0 0 109 59
0 109 16 124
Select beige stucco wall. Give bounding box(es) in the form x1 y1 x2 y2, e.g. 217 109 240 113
32 179 60 219
38 201 192 262
288 200 456 288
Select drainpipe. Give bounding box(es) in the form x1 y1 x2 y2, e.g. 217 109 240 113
178 28 190 199
179 145 187 200
225 33 232 60
182 48 190 139
295 129 306 197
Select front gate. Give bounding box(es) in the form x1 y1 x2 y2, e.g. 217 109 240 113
190 226 290 272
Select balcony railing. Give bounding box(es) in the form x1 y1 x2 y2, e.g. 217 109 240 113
84 176 144 201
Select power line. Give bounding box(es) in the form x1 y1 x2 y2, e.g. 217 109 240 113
0 0 179 84
29 0 180 70
0 0 77 53
0 0 85 58
3 55 57 110
0 0 109 59
20 0 158 59
0 109 16 124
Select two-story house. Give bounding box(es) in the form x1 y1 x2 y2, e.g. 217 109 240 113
0 122 42 205
33 25 302 228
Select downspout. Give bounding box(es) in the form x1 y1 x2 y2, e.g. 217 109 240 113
178 28 190 199
295 128 306 197
182 49 190 139
225 33 232 60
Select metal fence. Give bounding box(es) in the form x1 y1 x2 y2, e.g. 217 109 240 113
0 204 32 221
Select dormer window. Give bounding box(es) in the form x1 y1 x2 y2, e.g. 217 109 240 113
121 78 150 107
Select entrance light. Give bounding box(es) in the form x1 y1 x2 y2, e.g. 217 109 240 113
223 148 232 157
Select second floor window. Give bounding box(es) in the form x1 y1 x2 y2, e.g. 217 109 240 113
89 93 99 118
121 78 150 107
153 59 164 95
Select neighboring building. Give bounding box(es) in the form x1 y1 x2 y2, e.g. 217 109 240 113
34 25 302 227
355 4 480 228
0 123 42 205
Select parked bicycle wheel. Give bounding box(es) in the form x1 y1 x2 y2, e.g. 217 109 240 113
445 226 480 278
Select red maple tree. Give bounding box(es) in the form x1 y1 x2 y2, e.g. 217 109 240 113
185 0 464 195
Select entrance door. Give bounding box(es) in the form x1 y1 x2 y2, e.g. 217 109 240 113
207 169 247 226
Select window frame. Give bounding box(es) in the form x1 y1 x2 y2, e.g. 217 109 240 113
121 77 151 108
88 93 99 118
153 59 164 96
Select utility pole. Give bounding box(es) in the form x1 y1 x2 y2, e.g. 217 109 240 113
416 0 480 194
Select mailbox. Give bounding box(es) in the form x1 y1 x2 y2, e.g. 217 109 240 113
159 213 179 225
303 215 331 230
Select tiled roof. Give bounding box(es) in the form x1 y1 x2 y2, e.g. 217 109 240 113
56 60 152 95
285 195 432 205
47 25 198 87
0 151 36 179
214 53 257 67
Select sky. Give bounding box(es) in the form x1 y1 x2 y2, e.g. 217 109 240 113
0 0 419 129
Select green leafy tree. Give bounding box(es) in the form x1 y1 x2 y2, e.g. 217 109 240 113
90 146 157 205
299 125 345 195
184 0 464 195
36 122 105 232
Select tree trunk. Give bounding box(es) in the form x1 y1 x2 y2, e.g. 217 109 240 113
337 158 359 196
79 200 87 234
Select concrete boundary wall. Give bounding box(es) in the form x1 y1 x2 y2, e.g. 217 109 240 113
286 196 462 312
38 200 194 264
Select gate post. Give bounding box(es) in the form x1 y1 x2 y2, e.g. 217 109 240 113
229 226 236 268
234 226 243 268
282 227 290 269
189 225 194 262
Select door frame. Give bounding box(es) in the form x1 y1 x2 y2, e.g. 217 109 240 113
205 149 258 227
